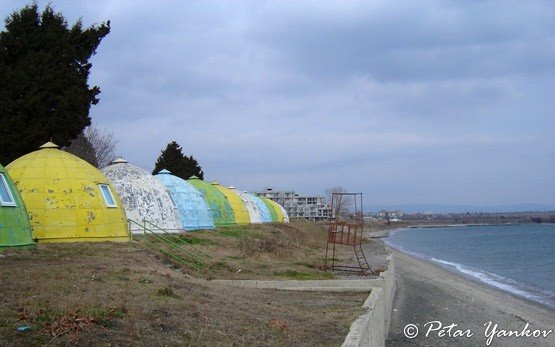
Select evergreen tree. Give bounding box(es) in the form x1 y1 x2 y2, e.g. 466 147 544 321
0 4 110 164
152 141 204 180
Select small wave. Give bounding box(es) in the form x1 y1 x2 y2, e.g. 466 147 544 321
385 242 438 262
431 258 555 308
384 228 407 238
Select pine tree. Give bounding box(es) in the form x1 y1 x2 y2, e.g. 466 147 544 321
0 4 110 164
152 141 204 180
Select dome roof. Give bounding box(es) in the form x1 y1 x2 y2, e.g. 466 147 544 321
230 189 263 224
187 176 235 227
211 182 250 225
102 160 181 233
278 204 289 223
7 143 129 242
155 170 214 230
0 164 33 247
271 200 286 222
248 193 273 223
259 197 279 222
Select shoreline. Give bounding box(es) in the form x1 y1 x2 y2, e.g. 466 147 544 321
379 224 555 309
386 248 554 346
385 241 554 310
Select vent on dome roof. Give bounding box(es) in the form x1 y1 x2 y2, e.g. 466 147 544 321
110 157 128 165
39 142 59 149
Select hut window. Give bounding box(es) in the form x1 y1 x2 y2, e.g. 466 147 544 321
99 184 117 208
0 173 17 206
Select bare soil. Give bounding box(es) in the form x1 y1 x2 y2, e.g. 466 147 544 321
0 221 385 346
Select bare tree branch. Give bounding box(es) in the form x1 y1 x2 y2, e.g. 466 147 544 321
85 125 117 168
325 186 353 219
63 124 117 168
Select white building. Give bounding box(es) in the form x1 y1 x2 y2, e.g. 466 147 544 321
254 188 331 221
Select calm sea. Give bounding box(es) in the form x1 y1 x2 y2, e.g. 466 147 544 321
386 224 555 308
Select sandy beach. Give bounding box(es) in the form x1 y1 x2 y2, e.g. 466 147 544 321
386 249 555 346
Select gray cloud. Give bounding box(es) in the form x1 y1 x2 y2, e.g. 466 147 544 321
250 1 554 81
2 0 554 207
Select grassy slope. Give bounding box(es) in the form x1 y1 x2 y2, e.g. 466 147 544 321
0 221 368 345
177 220 357 280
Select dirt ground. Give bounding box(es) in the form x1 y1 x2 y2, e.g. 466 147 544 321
0 221 386 346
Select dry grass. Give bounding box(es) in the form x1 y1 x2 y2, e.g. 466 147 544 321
0 221 371 345
169 220 361 280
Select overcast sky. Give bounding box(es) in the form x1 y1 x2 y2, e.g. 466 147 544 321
2 1 554 208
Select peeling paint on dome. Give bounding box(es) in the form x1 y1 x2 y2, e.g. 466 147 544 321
257 197 287 223
270 199 285 222
259 197 279 222
187 176 235 227
211 182 250 225
102 161 182 233
155 170 214 230
278 204 289 223
249 194 273 223
231 189 263 224
7 143 130 243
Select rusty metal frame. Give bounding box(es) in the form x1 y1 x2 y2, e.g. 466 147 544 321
324 192 374 275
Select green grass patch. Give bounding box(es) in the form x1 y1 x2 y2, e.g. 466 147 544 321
178 236 218 246
211 260 231 271
156 286 180 298
293 261 319 269
217 226 264 239
218 228 248 238
96 319 115 328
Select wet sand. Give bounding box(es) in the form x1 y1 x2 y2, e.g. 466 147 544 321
386 249 554 346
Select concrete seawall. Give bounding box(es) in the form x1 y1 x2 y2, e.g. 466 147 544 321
211 255 396 346
342 255 395 347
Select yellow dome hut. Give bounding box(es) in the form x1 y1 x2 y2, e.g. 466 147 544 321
7 142 130 243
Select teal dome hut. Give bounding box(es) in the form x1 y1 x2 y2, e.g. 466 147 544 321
155 170 215 230
0 164 33 248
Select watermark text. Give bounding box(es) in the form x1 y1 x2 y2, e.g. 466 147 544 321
402 320 552 346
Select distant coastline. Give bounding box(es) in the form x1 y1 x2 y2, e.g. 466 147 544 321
365 203 555 214
405 221 555 228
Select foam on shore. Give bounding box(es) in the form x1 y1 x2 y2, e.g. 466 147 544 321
430 257 555 309
385 226 555 310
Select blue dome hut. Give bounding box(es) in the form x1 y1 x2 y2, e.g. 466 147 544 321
155 170 214 230
249 193 272 223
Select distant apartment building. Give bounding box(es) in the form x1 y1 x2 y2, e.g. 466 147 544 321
377 210 405 219
254 188 331 221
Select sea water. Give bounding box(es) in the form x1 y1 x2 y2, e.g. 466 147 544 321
386 224 555 308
